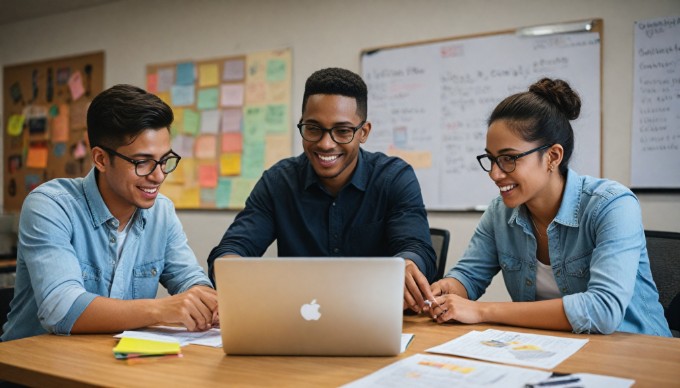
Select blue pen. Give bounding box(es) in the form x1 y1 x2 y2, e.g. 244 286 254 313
525 376 581 387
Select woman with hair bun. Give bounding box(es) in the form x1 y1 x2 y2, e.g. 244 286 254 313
421 78 670 336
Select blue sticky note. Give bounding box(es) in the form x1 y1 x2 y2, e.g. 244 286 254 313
171 85 195 107
176 62 195 86
53 142 67 157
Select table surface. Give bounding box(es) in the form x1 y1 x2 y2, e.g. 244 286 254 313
1 316 679 387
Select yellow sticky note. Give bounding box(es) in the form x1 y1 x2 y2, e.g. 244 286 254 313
177 187 201 208
220 153 241 176
8 114 25 136
113 337 180 355
199 63 220 87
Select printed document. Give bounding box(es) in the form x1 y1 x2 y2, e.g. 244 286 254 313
427 329 588 369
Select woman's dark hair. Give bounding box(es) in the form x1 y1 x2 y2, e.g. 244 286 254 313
87 84 173 149
488 78 581 175
302 68 368 120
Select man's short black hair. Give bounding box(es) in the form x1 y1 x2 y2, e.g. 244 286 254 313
302 68 367 120
87 84 173 149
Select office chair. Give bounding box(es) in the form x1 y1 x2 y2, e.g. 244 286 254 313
0 287 13 336
429 228 451 282
645 230 680 337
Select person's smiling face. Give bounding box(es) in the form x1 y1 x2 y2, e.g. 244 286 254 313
300 94 370 195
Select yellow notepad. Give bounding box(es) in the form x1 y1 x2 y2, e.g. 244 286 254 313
113 337 181 355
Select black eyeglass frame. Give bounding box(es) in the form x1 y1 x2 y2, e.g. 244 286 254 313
98 146 182 177
476 143 554 173
296 120 366 144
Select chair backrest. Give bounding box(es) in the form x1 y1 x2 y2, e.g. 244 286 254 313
645 230 680 336
0 287 14 336
429 228 450 282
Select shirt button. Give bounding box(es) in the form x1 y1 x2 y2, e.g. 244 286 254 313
111 260 115 266
110 236 116 243
333 248 340 253
332 202 336 207
151 268 157 276
525 279 533 286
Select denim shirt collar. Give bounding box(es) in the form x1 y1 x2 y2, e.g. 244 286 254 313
508 168 582 230
83 168 146 229
302 148 368 192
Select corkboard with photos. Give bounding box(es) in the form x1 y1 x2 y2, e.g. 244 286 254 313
146 49 292 209
3 51 104 212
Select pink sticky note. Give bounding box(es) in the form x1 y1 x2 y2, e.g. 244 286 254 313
222 132 243 153
147 73 158 93
198 165 219 188
68 71 85 101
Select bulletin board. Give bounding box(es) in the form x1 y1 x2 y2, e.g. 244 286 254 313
3 51 104 212
361 20 602 210
146 48 292 209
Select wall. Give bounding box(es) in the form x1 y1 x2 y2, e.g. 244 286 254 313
1 0 679 301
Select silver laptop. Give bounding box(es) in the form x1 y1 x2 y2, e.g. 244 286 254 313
214 257 404 356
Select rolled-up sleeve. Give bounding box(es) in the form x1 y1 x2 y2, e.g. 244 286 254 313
19 193 96 335
562 194 642 334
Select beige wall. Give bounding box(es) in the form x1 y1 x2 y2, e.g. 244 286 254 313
1 0 679 301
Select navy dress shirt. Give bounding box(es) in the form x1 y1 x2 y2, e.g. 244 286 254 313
208 149 436 283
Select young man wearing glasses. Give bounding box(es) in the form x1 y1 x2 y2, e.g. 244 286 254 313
208 68 437 311
2 85 217 341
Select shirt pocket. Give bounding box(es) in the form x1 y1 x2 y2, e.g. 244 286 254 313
80 262 102 293
132 259 163 299
564 252 592 278
498 253 524 297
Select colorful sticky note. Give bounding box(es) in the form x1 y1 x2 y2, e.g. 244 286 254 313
171 85 195 106
221 108 242 132
73 140 88 159
53 143 67 157
220 153 241 176
266 59 287 82
265 104 288 131
156 92 171 107
200 188 217 205
177 187 201 208
183 109 200 135
198 164 219 188
200 110 220 134
113 337 180 356
230 178 256 208
176 62 195 85
243 106 266 143
198 63 220 87
160 183 183 203
172 107 185 133
27 143 49 168
146 73 158 93
52 104 70 142
220 84 245 107
8 115 25 136
68 71 85 101
242 142 265 178
216 178 233 208
223 59 245 81
222 132 243 153
157 68 175 92
171 135 195 159
267 82 288 103
197 87 219 110
194 135 217 159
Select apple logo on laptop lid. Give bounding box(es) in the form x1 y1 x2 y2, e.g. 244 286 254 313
300 299 321 321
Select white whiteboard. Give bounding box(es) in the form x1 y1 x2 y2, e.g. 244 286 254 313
361 30 601 210
631 15 680 189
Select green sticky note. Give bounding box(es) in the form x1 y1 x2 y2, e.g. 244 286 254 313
265 104 288 132
229 178 257 208
266 59 287 82
183 109 200 136
242 141 265 179
197 87 219 110
243 106 266 143
216 178 233 209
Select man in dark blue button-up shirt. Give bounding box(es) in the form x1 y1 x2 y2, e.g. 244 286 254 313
208 68 437 312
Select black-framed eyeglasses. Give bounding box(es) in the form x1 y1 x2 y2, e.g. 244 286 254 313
476 144 553 173
98 146 181 177
297 120 366 144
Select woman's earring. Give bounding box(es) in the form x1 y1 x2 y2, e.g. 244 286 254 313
549 164 554 172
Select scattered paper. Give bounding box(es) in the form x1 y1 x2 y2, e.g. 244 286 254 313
427 329 588 370
115 326 222 347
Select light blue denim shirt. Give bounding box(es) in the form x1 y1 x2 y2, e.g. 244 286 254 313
1 169 212 341
447 169 671 337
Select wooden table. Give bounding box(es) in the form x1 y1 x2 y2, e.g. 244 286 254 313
1 316 678 387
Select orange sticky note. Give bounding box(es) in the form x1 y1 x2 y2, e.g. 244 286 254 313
194 135 217 159
52 104 70 142
27 144 49 168
147 73 158 93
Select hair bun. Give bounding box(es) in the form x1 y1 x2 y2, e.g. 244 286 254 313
529 78 581 120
